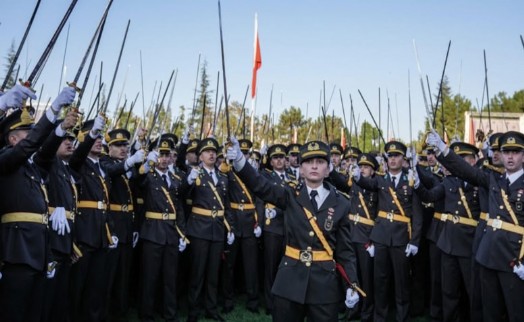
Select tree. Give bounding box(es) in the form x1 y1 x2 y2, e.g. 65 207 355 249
2 40 17 89
192 60 214 138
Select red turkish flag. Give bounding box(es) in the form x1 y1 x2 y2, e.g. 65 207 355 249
251 14 262 98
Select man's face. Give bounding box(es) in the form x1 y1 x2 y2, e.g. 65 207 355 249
108 142 129 160
157 152 170 171
288 153 299 167
492 150 502 166
270 155 286 171
186 151 197 164
8 129 29 146
331 153 341 167
199 149 216 168
300 157 329 186
427 152 437 166
463 154 477 167
502 150 524 174
360 164 375 178
57 137 75 159
90 137 103 155
348 157 358 166
387 153 403 172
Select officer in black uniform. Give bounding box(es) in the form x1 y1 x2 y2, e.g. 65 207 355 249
352 141 423 322
343 146 362 169
101 128 144 321
259 144 288 315
427 130 524 322
68 115 118 322
416 142 481 321
228 139 361 322
222 139 262 314
286 143 301 180
330 143 343 171
138 135 187 322
0 85 76 322
184 138 234 322
34 113 80 322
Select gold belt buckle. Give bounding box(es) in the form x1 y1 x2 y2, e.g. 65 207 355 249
299 250 312 266
162 212 169 220
97 201 104 210
121 204 128 212
354 214 360 223
386 212 394 222
211 210 218 218
492 218 503 230
43 214 49 225
238 203 244 211
452 215 460 224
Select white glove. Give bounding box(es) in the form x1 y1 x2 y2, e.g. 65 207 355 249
51 87 76 113
345 288 360 309
49 207 71 236
132 232 139 248
482 139 490 151
247 157 258 169
513 263 524 280
90 115 106 136
227 232 235 245
260 144 268 156
265 208 276 219
426 129 447 153
187 167 199 185
109 236 119 249
182 127 191 144
179 237 187 252
46 262 57 279
408 169 420 188
146 150 158 164
405 243 418 257
126 149 145 168
410 148 418 168
0 84 37 111
226 136 243 163
366 243 375 257
254 226 262 238
351 165 361 181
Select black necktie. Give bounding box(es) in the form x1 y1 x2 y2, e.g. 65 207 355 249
310 190 319 212
391 176 396 188
507 177 511 188
162 174 168 187
94 162 103 177
280 174 285 181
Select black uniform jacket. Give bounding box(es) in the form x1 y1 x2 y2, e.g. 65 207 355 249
0 115 56 271
139 169 186 245
236 163 357 305
258 169 286 236
356 170 424 247
182 166 234 242
439 150 524 272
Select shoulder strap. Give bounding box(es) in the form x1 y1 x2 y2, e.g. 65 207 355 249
302 206 333 256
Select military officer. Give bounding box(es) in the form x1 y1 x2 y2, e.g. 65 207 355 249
286 143 301 180
228 138 360 322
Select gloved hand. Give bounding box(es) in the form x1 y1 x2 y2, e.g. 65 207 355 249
254 226 262 238
247 157 258 169
132 232 139 248
513 262 524 280
187 167 199 185
0 84 37 111
179 238 187 252
426 129 447 153
182 126 191 144
226 136 243 163
146 150 158 164
408 169 420 188
90 115 106 136
405 243 419 257
345 288 360 309
46 262 57 279
126 149 145 168
366 243 375 257
265 208 276 219
109 236 119 249
49 207 71 236
410 147 418 168
351 165 361 181
260 143 268 156
227 232 235 245
51 87 76 113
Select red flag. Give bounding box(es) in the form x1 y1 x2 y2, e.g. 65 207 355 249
341 128 346 149
251 14 262 98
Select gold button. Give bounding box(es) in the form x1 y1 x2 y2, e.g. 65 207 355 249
309 231 314 237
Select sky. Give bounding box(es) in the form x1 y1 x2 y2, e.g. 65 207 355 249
1 0 523 143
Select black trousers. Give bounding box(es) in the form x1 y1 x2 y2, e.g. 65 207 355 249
187 237 224 318
69 246 109 322
441 252 471 322
0 263 45 322
410 237 429 316
263 231 284 313
354 242 374 322
106 242 134 320
470 258 483 322
273 295 339 322
222 235 259 310
373 243 410 322
428 240 443 321
480 265 524 322
42 254 72 322
140 240 179 322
